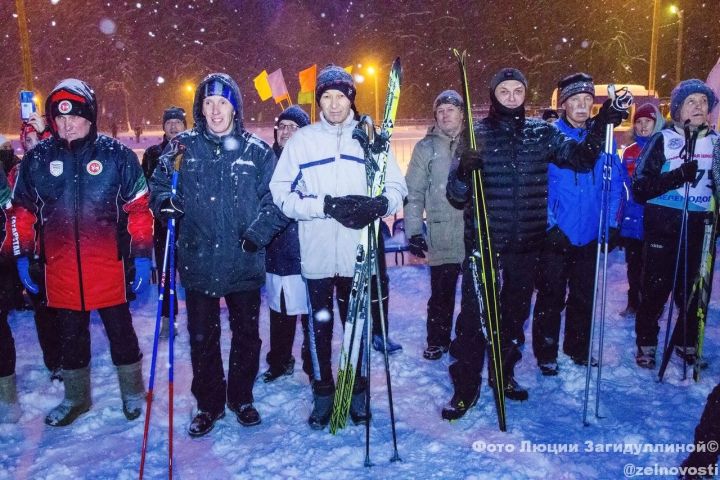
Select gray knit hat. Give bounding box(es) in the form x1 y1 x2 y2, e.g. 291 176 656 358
433 90 464 111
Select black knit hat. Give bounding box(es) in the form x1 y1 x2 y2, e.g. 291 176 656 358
162 106 186 126
277 105 310 128
489 68 528 92
433 90 464 111
315 64 356 105
557 73 595 106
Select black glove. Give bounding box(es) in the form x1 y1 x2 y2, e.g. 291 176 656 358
594 99 628 128
677 160 699 184
158 197 184 221
323 194 389 230
607 227 620 252
241 238 258 253
408 234 428 258
457 149 483 182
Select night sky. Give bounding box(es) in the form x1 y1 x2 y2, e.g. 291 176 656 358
1 0 718 131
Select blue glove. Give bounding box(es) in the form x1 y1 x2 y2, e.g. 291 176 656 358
16 257 39 295
131 257 152 293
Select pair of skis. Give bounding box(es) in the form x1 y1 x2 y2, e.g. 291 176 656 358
328 58 402 464
453 49 506 432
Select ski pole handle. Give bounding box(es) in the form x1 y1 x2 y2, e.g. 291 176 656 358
607 84 633 112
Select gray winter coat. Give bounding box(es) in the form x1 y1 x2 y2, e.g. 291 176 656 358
404 126 465 266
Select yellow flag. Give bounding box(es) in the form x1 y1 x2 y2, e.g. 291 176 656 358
253 70 272 101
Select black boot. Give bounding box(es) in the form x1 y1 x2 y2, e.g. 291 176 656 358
308 383 334 430
349 380 371 425
441 387 479 421
503 377 529 402
229 403 261 426
262 356 295 383
188 410 225 437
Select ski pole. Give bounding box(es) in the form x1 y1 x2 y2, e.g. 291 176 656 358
167 215 177 479
364 229 373 468
139 169 179 480
370 223 401 463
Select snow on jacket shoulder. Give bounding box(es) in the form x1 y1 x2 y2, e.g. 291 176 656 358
269 112 407 279
150 128 287 297
549 118 623 246
404 125 464 265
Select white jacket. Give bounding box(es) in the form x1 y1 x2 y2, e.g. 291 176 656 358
270 112 407 279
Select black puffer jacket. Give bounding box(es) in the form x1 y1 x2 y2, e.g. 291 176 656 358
447 103 603 254
150 73 287 296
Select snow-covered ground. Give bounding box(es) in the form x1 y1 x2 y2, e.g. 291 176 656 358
1 248 718 480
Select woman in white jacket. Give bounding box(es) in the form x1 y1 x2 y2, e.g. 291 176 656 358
270 65 407 429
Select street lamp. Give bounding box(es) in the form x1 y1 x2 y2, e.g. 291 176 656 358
670 5 684 85
366 66 380 123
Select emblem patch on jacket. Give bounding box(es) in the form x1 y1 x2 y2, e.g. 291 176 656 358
87 160 103 175
49 160 63 177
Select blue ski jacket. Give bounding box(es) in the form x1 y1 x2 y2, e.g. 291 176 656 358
547 117 623 246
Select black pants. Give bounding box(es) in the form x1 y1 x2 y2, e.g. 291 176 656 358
623 237 644 310
266 290 311 376
427 263 461 348
186 289 261 414
449 251 538 395
635 217 706 348
306 276 370 394
0 310 15 377
154 219 178 318
682 383 720 470
532 240 596 363
29 293 62 372
58 303 142 370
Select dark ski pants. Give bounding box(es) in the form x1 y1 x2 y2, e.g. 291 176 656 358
426 263 461 349
623 237 644 311
682 383 720 471
449 251 538 396
186 289 261 414
29 293 62 372
635 216 707 348
532 240 595 363
0 310 15 377
153 219 178 318
305 276 367 395
266 290 311 377
58 303 142 370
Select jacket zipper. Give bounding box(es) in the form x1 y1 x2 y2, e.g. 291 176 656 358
334 124 342 275
73 149 86 311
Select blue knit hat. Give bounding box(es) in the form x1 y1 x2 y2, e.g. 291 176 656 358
670 79 717 121
203 78 239 110
315 64 356 105
277 105 310 128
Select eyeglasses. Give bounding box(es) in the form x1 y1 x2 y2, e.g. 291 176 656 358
277 123 299 132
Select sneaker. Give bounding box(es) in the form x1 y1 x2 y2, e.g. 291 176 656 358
538 361 559 376
635 346 656 369
441 390 479 421
372 334 403 355
188 410 225 437
230 403 261 427
262 357 295 383
571 355 599 367
423 345 448 360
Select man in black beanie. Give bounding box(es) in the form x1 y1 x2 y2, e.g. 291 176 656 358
441 67 627 420
142 106 187 338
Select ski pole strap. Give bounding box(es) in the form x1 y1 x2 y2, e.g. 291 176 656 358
608 84 633 112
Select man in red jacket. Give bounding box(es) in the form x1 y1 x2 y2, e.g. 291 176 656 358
12 79 154 426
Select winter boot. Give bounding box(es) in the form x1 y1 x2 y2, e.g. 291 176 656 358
229 403 261 427
45 367 92 427
441 386 480 421
372 334 403 355
262 356 295 383
538 360 559 376
117 361 146 420
503 377 529 401
188 410 225 437
308 391 334 430
498 346 528 401
423 345 449 361
635 346 656 369
349 380 371 425
0 374 21 424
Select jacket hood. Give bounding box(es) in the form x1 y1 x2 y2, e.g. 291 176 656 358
633 103 664 142
192 73 244 134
